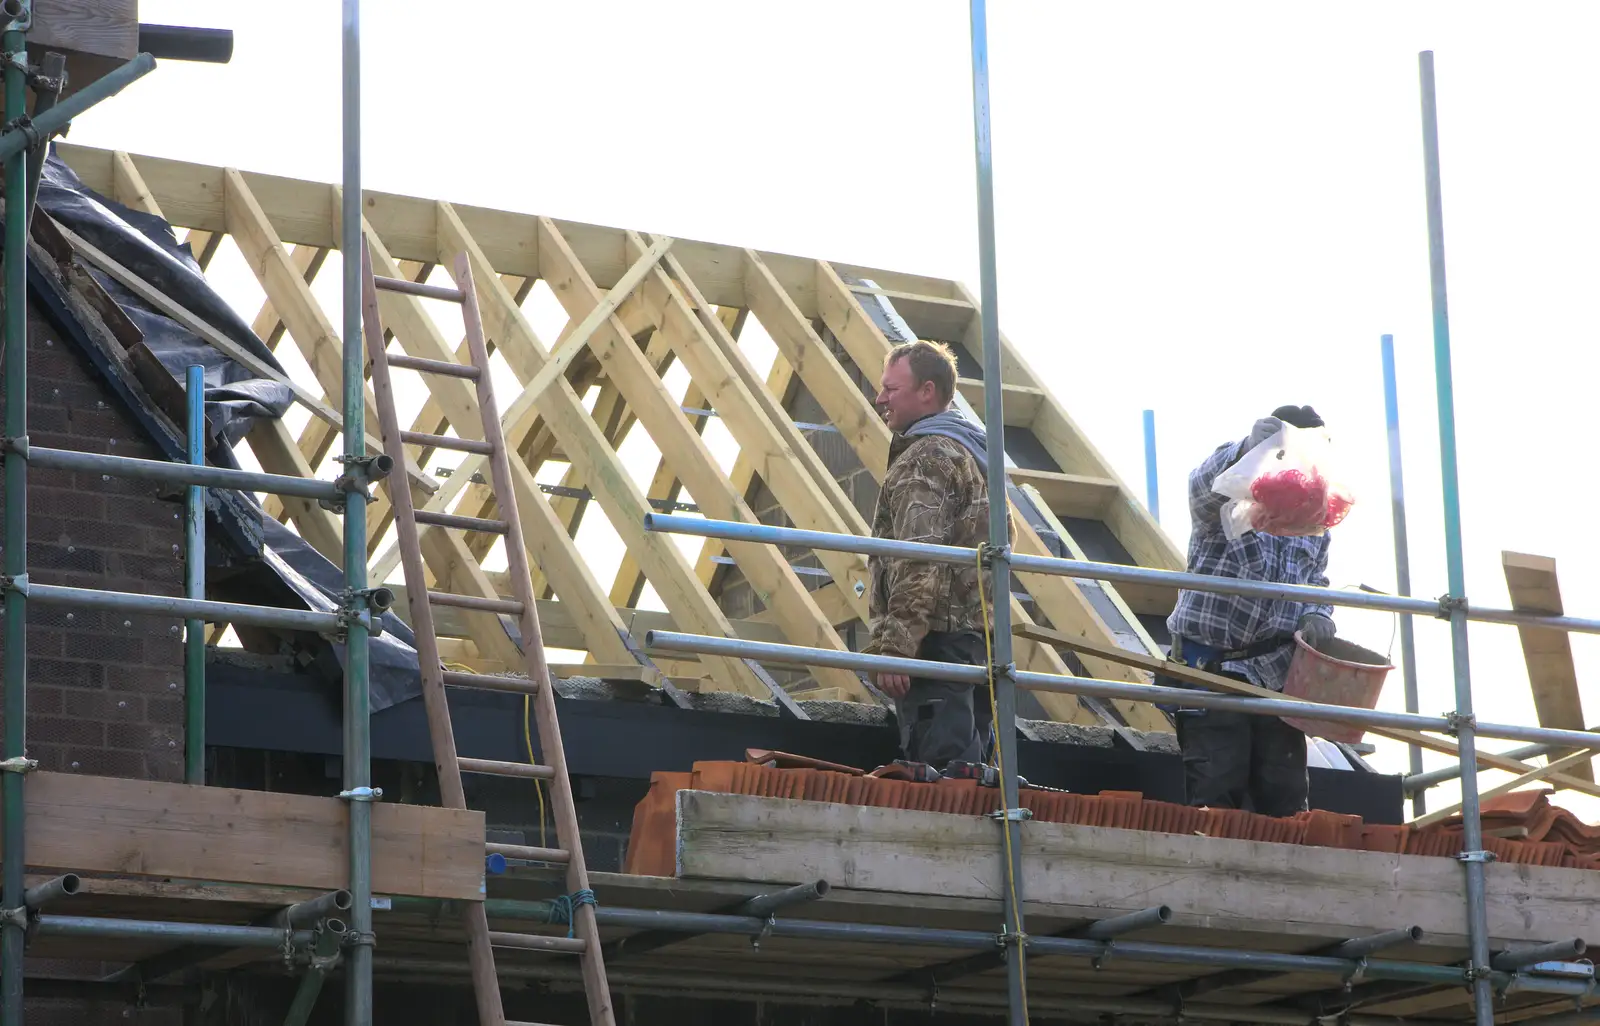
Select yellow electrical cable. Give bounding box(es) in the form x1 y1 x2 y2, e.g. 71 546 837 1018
978 546 1030 1022
444 662 547 851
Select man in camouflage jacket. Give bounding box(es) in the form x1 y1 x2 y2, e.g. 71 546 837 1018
866 340 994 777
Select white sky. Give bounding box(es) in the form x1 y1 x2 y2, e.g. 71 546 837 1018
68 1 1600 816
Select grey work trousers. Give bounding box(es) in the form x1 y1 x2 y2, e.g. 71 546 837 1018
894 630 992 770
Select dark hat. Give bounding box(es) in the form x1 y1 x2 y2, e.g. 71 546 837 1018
1271 405 1324 429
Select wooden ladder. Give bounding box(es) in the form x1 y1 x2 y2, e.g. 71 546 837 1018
360 242 614 1026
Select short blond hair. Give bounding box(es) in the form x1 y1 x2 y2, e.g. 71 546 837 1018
886 339 958 405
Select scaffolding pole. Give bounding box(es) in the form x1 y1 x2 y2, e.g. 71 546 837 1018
1418 49 1494 1026
1381 334 1423 817
184 365 205 784
0 5 28 1023
340 2 375 1024
966 2 1028 1022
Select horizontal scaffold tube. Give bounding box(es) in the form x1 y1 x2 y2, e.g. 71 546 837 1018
642 514 1600 637
36 915 315 948
25 446 345 501
25 583 344 633
643 631 1600 751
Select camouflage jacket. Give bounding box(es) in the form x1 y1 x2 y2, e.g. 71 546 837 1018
867 432 991 658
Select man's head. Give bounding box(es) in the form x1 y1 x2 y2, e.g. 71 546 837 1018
877 340 958 432
1271 405 1324 429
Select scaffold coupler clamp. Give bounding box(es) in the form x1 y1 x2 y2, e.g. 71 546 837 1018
0 2 31 34
978 542 1010 569
1445 711 1476 736
1456 849 1496 864
0 756 36 774
988 806 1032 822
337 786 383 803
750 913 775 951
343 929 377 952
1342 956 1370 986
323 453 392 512
1093 939 1117 970
1436 593 1467 621
0 434 26 459
1462 962 1493 985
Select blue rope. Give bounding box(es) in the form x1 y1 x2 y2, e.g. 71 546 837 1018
545 888 598 938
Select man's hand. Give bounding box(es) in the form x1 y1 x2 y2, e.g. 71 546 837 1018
1297 612 1335 648
1247 416 1284 450
876 672 911 699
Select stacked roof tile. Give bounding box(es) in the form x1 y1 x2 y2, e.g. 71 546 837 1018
624 760 1600 878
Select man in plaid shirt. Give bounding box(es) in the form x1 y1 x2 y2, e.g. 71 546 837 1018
1165 406 1336 816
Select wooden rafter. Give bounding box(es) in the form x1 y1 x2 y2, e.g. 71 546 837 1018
61 144 1203 728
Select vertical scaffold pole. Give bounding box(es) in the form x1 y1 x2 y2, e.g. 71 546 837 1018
1380 335 1423 816
968 3 1027 1023
1417 50 1493 1026
1142 409 1160 521
341 1 374 1023
1 7 28 1024
183 364 205 784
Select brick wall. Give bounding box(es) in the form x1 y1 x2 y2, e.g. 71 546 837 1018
0 310 187 782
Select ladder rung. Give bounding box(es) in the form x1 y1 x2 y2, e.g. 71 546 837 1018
442 669 540 696
414 509 509 534
486 841 570 864
488 931 587 954
386 353 481 379
427 591 524 615
372 275 465 303
400 430 495 455
459 757 554 780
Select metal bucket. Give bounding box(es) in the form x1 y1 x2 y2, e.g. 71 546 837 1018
1280 633 1394 743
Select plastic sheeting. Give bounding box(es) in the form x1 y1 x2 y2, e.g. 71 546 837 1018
37 148 291 445
31 147 433 712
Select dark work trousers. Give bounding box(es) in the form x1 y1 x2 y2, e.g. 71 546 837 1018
1174 679 1309 817
894 630 992 771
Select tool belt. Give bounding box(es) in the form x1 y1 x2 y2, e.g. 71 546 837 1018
1155 633 1294 713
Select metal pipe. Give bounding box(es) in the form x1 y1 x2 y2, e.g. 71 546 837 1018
20 874 79 909
1 17 29 1026
1327 926 1425 960
135 24 233 64
183 365 205 784
643 513 1600 635
732 879 830 919
1404 737 1564 792
25 582 344 633
644 630 1600 750
1078 905 1171 940
1492 939 1586 972
372 956 1433 1026
272 889 353 930
584 906 1581 994
1143 408 1160 520
1418 50 1493 1026
1382 334 1424 816
0 53 157 165
967 4 1028 1016
36 915 314 948
25 445 345 500
340 4 374 1024
282 920 346 1026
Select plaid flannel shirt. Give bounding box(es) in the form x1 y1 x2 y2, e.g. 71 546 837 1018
1165 439 1333 691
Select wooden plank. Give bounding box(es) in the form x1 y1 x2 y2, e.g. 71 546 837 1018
533 219 866 701
673 791 1600 946
1016 620 1600 801
1503 551 1593 783
437 202 768 699
955 378 1042 426
111 150 164 218
1007 468 1120 519
11 772 484 901
31 0 137 59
